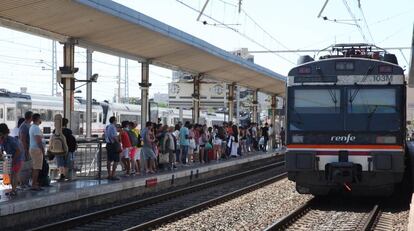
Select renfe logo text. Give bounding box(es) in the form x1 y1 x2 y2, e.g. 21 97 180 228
330 134 356 143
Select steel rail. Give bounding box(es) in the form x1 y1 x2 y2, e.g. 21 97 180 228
263 198 315 231
361 204 380 231
30 159 285 231
125 172 287 231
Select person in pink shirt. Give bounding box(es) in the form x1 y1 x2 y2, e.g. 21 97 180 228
120 121 132 176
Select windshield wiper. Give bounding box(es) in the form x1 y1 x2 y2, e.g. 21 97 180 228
316 67 338 111
349 64 377 105
366 105 378 130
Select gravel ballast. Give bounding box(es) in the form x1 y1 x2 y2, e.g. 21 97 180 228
156 179 312 231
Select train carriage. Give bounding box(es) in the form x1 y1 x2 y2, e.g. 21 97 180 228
285 44 406 196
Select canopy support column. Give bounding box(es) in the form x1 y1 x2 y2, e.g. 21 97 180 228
192 75 201 124
271 95 277 127
228 83 235 122
236 85 240 125
86 49 93 139
139 62 151 130
252 90 258 123
60 40 77 130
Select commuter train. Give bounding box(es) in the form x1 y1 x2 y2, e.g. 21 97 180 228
285 44 406 196
0 89 225 137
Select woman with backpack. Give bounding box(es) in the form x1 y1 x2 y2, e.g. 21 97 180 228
56 118 77 181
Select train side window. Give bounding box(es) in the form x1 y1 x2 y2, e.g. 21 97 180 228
6 107 15 121
0 108 3 119
92 112 97 123
47 110 53 121
39 109 47 121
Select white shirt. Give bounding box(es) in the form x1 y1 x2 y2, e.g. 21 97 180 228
10 127 19 138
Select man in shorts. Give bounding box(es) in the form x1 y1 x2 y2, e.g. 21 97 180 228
105 116 120 180
29 113 44 190
141 121 156 173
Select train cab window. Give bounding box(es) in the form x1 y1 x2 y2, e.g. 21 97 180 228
293 89 340 113
0 108 3 120
92 112 97 123
7 108 15 121
348 89 396 113
99 113 102 123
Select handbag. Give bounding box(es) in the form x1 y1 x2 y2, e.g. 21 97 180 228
205 142 213 150
189 138 196 149
158 153 169 164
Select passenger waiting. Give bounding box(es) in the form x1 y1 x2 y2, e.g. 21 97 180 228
0 123 25 196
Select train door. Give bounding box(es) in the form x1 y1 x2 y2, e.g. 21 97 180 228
5 103 16 129
71 111 82 135
0 104 4 124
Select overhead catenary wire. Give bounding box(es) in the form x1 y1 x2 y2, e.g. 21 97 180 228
358 3 375 43
176 0 296 65
342 0 368 43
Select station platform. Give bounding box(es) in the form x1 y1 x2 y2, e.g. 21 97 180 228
0 150 283 229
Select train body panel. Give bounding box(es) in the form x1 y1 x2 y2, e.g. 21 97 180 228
0 89 225 137
285 44 406 196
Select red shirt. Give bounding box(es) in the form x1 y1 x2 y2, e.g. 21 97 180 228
120 130 132 148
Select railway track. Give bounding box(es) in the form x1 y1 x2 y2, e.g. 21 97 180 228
30 160 286 231
264 197 382 231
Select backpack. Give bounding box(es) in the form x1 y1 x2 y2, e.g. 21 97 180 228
48 133 68 156
64 128 77 152
48 114 68 156
127 130 139 147
137 133 142 147
38 158 50 186
165 134 173 151
218 127 226 140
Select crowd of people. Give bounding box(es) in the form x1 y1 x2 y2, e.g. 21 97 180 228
0 112 286 196
0 111 76 196
104 116 286 180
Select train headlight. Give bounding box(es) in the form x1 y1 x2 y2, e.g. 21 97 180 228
376 136 396 144
292 135 304 143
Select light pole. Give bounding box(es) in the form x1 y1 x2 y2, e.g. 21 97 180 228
38 59 57 96
75 73 98 139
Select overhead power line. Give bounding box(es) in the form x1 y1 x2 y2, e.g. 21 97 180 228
175 0 296 64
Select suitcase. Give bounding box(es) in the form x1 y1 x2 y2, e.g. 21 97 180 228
208 149 215 161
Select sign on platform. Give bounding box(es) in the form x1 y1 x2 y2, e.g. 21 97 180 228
168 83 226 108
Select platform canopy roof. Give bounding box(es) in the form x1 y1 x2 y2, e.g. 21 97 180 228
0 0 286 95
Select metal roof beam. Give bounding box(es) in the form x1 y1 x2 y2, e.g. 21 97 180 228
0 17 69 42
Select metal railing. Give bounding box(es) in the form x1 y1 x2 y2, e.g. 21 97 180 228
73 139 103 179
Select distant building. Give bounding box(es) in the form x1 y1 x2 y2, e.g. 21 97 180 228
231 48 254 63
153 92 169 104
172 71 193 82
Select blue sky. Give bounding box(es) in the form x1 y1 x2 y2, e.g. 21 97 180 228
0 0 412 101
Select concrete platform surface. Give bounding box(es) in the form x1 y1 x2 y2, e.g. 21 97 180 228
0 151 282 217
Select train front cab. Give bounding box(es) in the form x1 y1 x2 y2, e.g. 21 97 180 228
286 148 405 196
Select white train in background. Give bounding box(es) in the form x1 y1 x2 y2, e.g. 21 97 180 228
0 89 225 137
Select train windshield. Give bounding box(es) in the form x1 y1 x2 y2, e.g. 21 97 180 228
289 88 342 131
288 87 401 132
346 88 400 131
